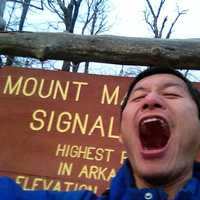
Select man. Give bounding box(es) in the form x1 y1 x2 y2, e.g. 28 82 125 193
1 66 200 200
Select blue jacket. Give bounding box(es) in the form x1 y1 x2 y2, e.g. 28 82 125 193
1 160 200 200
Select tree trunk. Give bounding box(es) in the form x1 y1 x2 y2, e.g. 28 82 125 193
0 0 6 18
84 61 89 73
6 0 31 65
72 62 80 72
0 0 6 68
19 0 31 31
61 0 83 71
62 61 71 71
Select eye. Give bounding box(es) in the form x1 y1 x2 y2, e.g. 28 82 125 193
129 89 148 102
131 94 146 102
163 93 181 99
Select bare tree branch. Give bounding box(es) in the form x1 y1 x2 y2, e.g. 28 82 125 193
145 0 156 19
5 1 17 30
156 0 166 18
70 0 82 33
166 8 188 39
145 0 164 37
81 0 94 34
158 16 167 38
46 0 65 21
144 10 154 33
144 0 188 39
7 0 44 10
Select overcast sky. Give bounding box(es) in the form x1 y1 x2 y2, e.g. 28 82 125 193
109 0 200 38
24 0 200 39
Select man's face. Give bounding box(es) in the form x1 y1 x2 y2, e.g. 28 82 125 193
121 74 200 184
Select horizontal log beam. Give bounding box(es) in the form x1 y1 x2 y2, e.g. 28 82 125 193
0 31 200 69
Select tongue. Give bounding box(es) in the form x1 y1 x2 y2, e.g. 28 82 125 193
140 119 170 150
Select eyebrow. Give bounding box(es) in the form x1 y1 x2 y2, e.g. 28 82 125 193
132 86 147 93
132 82 186 94
161 82 185 89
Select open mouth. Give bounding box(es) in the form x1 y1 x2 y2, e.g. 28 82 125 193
139 117 170 150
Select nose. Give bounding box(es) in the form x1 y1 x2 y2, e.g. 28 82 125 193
142 92 164 110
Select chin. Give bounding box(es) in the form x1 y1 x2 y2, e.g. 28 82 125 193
143 174 171 186
136 163 172 185
139 169 172 186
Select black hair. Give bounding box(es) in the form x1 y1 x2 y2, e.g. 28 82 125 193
121 67 200 118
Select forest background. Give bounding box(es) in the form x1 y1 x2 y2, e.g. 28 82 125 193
0 0 200 79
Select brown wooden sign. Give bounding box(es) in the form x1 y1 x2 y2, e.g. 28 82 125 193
0 66 132 194
0 66 200 194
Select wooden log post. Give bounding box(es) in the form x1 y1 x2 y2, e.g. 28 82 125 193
0 32 200 69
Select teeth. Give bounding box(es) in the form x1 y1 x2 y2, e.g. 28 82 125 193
141 117 168 130
143 118 164 124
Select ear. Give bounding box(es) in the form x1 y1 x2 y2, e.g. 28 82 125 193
195 151 200 162
195 132 200 161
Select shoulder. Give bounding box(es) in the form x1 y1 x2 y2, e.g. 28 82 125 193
0 176 21 191
0 177 98 200
0 176 23 199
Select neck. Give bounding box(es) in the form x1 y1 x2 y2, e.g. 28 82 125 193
134 171 192 200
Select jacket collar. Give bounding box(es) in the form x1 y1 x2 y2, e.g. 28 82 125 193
109 160 200 200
